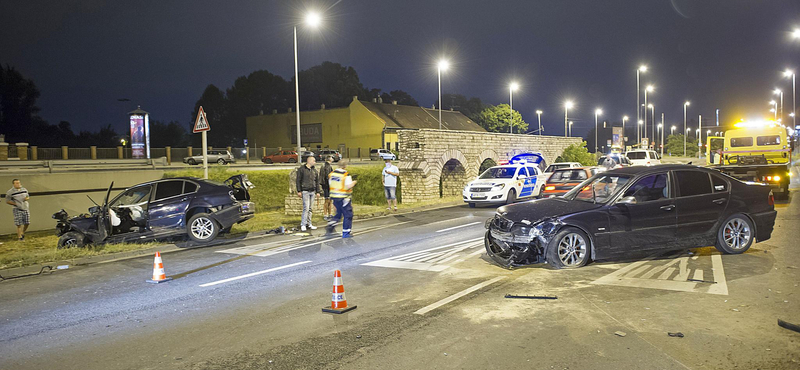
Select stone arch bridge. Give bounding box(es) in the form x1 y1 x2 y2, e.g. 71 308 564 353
398 129 581 203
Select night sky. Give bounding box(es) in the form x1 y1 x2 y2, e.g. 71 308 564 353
2 0 800 137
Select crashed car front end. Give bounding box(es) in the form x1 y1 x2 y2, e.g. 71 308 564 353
484 213 562 268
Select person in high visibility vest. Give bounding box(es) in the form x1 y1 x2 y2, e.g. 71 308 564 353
326 160 357 238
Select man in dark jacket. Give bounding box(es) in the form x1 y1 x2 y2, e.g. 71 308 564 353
319 156 334 219
296 156 321 231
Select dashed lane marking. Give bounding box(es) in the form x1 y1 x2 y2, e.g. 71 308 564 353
436 222 481 233
362 237 484 271
414 276 506 315
590 252 728 295
199 260 312 287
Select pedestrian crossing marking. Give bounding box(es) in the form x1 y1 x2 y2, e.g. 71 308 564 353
362 238 483 271
590 252 728 295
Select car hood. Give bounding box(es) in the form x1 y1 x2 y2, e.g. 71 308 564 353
496 197 602 224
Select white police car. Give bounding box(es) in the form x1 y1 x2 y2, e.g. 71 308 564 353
462 155 543 208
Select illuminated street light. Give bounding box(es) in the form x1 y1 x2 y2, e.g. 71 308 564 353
785 69 796 129
683 102 690 157
793 28 800 39
622 116 629 147
508 82 519 133
594 108 603 152
637 119 644 146
569 121 574 137
293 10 323 155
536 110 543 136
671 125 676 135
564 101 574 137
636 65 647 138
775 88 784 120
644 85 654 142
437 59 449 130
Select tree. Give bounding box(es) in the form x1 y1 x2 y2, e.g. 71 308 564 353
436 94 485 122
150 121 189 147
558 141 596 166
0 64 43 142
295 61 369 110
379 90 418 106
476 104 528 133
192 84 229 147
664 134 698 157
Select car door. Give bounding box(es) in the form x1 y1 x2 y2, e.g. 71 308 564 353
606 172 677 253
674 169 729 247
518 167 537 198
148 180 192 233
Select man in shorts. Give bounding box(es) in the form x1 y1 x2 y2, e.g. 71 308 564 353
6 179 30 241
382 157 399 211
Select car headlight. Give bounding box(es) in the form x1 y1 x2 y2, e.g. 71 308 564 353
492 183 505 191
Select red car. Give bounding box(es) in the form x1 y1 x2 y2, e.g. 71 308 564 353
540 167 599 198
262 150 298 164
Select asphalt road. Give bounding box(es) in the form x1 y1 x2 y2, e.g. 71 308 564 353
1 171 799 369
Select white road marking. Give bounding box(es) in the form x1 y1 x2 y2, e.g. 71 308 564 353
362 238 483 271
436 221 481 233
414 276 506 315
199 261 311 287
591 252 728 295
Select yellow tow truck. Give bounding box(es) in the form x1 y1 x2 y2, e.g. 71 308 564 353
706 120 791 199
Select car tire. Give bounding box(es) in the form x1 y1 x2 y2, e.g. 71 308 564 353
264 158 273 164
217 158 226 165
714 214 754 254
468 202 476 208
288 158 297 163
188 159 197 165
506 189 517 204
546 227 591 269
58 231 85 249
187 213 220 242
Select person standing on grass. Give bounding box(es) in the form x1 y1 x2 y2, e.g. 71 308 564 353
296 156 321 231
6 179 30 241
326 159 357 238
382 157 399 211
319 155 334 220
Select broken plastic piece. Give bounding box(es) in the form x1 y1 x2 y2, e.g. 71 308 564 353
56 265 70 270
614 331 627 337
504 294 557 300
667 332 684 338
687 278 716 284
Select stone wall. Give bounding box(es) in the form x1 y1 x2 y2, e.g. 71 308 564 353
398 129 581 203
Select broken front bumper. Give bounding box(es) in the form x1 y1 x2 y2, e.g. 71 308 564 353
483 215 562 268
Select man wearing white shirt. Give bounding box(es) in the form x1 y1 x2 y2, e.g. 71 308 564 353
382 158 399 211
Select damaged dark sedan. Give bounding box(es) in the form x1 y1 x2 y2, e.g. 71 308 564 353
53 175 255 248
485 164 777 269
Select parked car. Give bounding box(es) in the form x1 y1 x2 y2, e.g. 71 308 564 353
463 163 541 207
370 148 396 160
626 150 662 166
539 167 600 198
597 154 632 169
262 150 298 164
484 164 777 269
53 175 255 248
315 149 342 162
535 162 583 196
183 149 235 165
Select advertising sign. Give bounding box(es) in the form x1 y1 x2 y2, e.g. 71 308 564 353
290 123 323 144
611 127 623 148
130 114 146 158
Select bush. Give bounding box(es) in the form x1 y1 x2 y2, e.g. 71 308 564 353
558 141 596 166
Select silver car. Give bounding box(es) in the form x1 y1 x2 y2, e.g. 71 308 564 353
183 149 235 165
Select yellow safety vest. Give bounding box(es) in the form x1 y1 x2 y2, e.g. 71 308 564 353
329 169 352 198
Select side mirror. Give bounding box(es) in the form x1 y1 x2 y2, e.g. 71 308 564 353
617 196 637 205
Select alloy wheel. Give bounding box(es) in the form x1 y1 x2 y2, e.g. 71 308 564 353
557 232 587 266
191 217 215 240
723 217 751 250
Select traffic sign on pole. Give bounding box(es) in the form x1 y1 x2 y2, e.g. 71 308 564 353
193 106 210 179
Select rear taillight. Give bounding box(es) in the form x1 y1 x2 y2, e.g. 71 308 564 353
768 191 774 206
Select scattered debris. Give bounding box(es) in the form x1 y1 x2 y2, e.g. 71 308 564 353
668 332 685 338
614 331 627 337
778 319 800 334
732 309 740 312
505 294 558 300
687 278 716 284
265 226 286 235
356 335 362 339
443 353 448 356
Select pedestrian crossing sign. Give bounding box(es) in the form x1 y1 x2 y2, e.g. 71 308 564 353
193 106 210 133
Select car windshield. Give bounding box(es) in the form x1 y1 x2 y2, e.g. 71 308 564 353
479 167 517 179
564 174 631 203
550 169 588 182
626 152 647 160
545 164 571 172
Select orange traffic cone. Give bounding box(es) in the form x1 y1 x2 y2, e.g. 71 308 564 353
146 252 172 284
322 270 357 313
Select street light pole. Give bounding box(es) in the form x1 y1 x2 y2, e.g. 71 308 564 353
649 104 655 147
564 101 573 137
594 108 602 153
509 82 519 134
536 110 543 136
636 66 646 139
698 114 703 159
660 112 664 157
293 26 302 155
785 70 795 129
622 116 628 148
683 102 690 157
569 121 574 137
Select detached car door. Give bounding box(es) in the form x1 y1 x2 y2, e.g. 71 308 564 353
148 180 193 232
607 172 677 253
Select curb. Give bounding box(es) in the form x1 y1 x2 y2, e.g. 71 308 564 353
0 200 463 279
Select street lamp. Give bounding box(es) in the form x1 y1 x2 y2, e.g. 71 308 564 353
637 119 644 147
775 88 784 121
564 101 574 137
569 121 574 137
648 103 655 145
785 69 795 129
509 82 519 133
622 116 629 147
698 114 703 159
437 59 449 130
636 65 647 135
658 123 663 156
293 11 322 155
793 28 800 39
536 110 543 136
594 108 602 152
644 85 654 142
671 125 676 135
770 100 778 120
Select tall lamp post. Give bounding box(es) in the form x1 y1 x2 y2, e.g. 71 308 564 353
293 11 322 155
660 112 665 157
644 85 654 144
594 108 602 153
785 69 795 129
648 104 655 146
622 116 628 148
636 65 647 136
536 110 543 135
564 101 574 137
683 102 690 157
775 88 783 121
770 100 777 120
698 114 703 159
509 82 519 133
437 60 449 130
637 120 644 146
569 121 574 137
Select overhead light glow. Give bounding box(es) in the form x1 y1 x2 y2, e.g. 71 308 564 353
305 12 321 27
438 59 449 71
